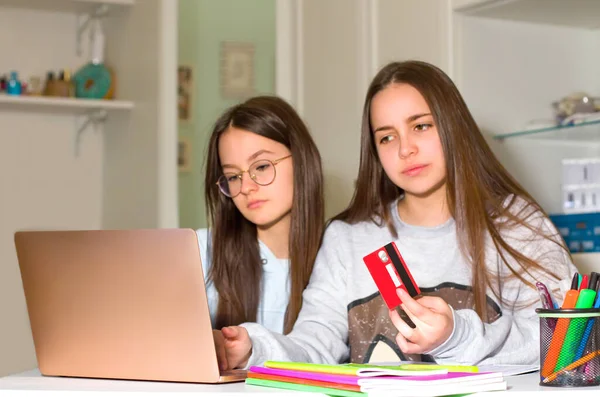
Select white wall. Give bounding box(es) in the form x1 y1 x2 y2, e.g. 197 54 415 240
0 6 104 377
102 0 178 229
297 0 452 218
458 16 600 214
377 0 451 74
301 0 365 217
0 0 177 377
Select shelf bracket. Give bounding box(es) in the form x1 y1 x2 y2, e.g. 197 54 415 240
76 4 110 56
74 109 108 157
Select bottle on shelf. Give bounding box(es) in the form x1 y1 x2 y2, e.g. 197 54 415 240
7 71 22 96
73 19 115 100
43 71 56 96
54 69 74 97
0 75 7 93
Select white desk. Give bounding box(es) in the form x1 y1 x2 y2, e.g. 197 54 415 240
1 369 599 395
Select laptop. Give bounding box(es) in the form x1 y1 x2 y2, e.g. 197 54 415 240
14 228 247 383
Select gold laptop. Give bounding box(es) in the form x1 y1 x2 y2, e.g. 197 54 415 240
14 228 246 384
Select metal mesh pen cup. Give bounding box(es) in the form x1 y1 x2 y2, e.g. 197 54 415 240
537 308 600 387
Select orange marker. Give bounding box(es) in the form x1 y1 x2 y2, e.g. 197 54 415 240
541 289 579 377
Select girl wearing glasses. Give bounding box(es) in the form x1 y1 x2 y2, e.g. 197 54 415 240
198 96 324 366
214 61 576 369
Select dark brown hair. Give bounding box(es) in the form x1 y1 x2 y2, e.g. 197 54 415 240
205 96 324 334
336 61 568 318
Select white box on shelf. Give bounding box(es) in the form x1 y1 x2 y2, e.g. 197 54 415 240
562 158 600 214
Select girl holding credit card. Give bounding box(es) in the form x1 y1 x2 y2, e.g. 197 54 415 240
214 63 577 369
199 96 324 368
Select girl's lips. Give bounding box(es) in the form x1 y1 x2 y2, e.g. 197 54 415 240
247 200 266 209
402 164 428 176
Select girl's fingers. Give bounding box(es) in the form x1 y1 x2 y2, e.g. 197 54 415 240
398 289 438 326
389 309 418 342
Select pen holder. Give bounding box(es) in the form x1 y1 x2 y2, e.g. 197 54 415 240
537 308 600 387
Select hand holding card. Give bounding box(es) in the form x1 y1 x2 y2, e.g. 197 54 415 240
363 242 420 309
390 288 454 354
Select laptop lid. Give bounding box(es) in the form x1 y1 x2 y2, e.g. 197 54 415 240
14 228 238 383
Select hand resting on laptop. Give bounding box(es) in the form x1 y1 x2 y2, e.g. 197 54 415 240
214 326 253 370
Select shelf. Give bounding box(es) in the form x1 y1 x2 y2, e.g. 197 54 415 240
455 0 600 29
0 94 134 115
0 0 135 14
493 119 600 142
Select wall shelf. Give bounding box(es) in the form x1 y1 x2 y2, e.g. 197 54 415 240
0 95 134 156
0 95 134 115
493 119 600 142
455 0 600 29
0 0 135 14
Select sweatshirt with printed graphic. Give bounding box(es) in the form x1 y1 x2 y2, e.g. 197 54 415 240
241 197 576 366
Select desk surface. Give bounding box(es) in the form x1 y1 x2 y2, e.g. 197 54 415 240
1 369 600 395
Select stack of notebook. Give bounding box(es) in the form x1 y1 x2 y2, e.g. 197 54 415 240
245 361 507 397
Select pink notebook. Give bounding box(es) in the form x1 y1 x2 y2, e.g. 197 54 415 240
249 366 502 387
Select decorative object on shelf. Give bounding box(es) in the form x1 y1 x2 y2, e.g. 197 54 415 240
43 71 56 96
43 69 74 97
27 76 43 96
7 71 22 96
178 65 193 121
553 92 600 126
220 41 255 99
0 75 7 92
56 69 74 97
73 18 115 99
178 137 192 173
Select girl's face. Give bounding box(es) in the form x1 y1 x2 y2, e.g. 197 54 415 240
218 127 294 229
370 83 447 199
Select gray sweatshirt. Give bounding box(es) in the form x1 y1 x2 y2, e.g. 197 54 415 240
242 198 576 366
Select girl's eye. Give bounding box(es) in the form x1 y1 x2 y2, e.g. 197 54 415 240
227 175 239 182
414 123 432 131
254 164 271 172
379 135 395 144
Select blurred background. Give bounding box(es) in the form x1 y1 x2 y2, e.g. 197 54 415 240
2 0 600 376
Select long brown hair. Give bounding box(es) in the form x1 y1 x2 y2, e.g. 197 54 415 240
336 61 567 318
204 96 324 334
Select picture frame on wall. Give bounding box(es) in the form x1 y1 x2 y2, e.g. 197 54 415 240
178 65 193 122
178 136 192 173
220 41 255 99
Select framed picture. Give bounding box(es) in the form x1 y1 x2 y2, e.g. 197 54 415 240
178 65 193 121
178 137 192 172
220 42 255 99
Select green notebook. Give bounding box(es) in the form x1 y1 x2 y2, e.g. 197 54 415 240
263 361 449 377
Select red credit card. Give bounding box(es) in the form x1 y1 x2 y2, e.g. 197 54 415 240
363 242 420 309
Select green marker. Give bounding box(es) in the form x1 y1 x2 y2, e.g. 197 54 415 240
554 288 597 372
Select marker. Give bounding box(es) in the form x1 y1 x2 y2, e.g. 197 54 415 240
536 282 554 309
574 280 600 361
572 273 580 290
541 288 579 377
536 282 557 330
580 275 589 290
554 284 597 372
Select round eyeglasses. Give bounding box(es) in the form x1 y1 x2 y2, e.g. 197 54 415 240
216 155 292 198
